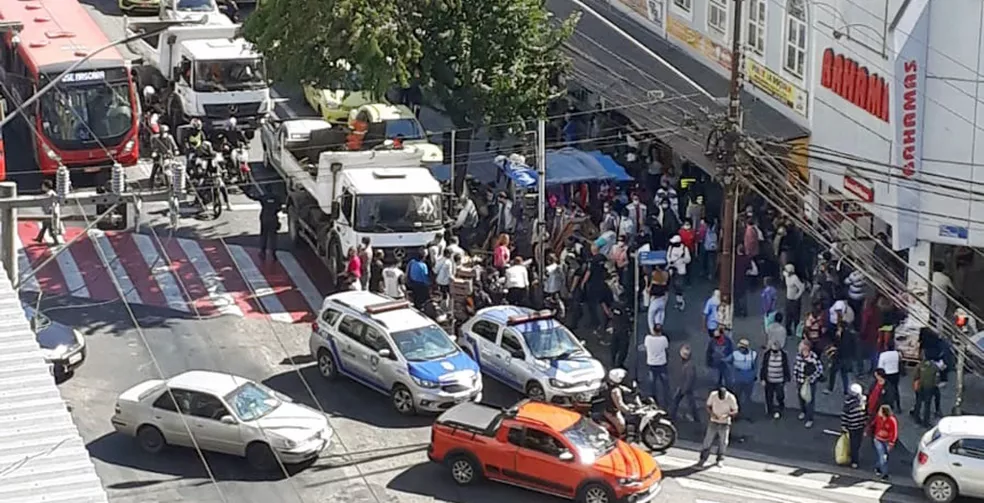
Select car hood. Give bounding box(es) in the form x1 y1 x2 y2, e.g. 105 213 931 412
406 350 479 384
407 141 444 163
35 322 80 351
594 440 660 481
546 357 604 383
252 402 330 442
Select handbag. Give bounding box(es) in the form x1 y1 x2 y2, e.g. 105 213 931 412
835 432 851 465
799 380 812 403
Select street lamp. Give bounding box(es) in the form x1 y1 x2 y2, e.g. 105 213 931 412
809 0 888 58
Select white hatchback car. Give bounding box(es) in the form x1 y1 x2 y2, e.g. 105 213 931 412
111 370 332 471
912 415 984 503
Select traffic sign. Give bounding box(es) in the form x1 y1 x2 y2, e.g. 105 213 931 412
638 250 666 266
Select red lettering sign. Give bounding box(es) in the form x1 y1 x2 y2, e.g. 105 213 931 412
821 48 889 122
901 60 919 177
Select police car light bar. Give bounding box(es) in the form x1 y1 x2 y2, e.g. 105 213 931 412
364 300 411 314
506 310 555 326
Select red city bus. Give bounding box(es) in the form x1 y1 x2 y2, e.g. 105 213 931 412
0 0 139 182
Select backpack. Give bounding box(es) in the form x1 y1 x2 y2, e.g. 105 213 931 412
917 361 939 390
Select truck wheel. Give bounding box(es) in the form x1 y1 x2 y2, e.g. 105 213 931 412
447 454 481 486
577 483 615 503
326 237 343 276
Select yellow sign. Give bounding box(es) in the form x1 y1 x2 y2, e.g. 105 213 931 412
745 59 809 117
666 15 731 71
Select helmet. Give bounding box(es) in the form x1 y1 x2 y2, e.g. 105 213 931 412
142 86 155 101
160 124 170 134
190 118 203 130
228 117 237 128
607 368 627 384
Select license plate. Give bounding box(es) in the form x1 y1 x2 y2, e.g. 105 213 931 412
68 353 82 365
83 167 101 173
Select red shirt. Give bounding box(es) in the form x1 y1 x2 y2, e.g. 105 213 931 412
872 415 899 445
347 255 362 278
679 227 696 252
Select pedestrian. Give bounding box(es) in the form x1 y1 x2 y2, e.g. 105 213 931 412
381 257 406 299
703 218 719 280
866 369 897 430
406 250 430 308
686 194 705 229
911 350 941 427
930 262 952 330
845 270 867 330
824 319 857 395
359 237 373 289
841 383 867 468
794 341 824 428
706 328 734 388
625 191 648 235
828 300 856 338
732 338 758 421
678 221 696 285
766 312 788 350
345 247 362 290
760 277 779 323
734 244 752 316
876 338 903 413
578 245 609 333
369 250 385 293
493 234 511 271
256 191 280 260
872 405 898 480
666 235 691 310
647 267 670 334
504 256 530 306
543 253 565 313
645 325 670 407
600 201 619 234
803 301 827 352
35 180 61 245
495 192 515 237
446 235 465 259
427 232 446 270
702 289 722 338
782 264 805 335
610 302 632 368
434 247 456 305
671 344 700 423
760 339 790 419
698 386 738 467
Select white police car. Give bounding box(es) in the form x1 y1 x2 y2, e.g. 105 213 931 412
309 291 482 415
459 306 604 406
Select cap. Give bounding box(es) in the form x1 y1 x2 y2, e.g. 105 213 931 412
670 235 682 244
784 263 796 273
738 338 750 349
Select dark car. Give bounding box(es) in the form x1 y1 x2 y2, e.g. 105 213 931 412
23 304 86 378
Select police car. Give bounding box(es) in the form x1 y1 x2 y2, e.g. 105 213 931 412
310 291 482 415
458 306 604 406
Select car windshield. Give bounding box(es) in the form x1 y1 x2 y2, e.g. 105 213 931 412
384 118 424 141
194 59 267 92
40 81 134 148
355 194 443 232
224 382 282 422
391 325 458 362
519 322 584 360
563 417 616 462
176 0 214 10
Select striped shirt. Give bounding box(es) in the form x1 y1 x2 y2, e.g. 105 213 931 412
846 272 866 301
793 351 824 384
841 395 867 431
765 351 786 384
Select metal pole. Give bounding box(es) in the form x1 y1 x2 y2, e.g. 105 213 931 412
630 260 640 377
449 129 456 199
536 119 547 282
953 330 966 415
0 182 16 284
717 0 744 316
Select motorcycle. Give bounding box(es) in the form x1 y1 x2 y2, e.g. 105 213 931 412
193 153 224 219
229 144 252 189
585 386 678 452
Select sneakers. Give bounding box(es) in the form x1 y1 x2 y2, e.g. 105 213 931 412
804 420 814 428
798 412 806 420
822 389 832 395
773 412 781 419
850 463 858 469
715 459 724 467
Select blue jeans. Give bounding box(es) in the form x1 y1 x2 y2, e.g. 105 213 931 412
874 439 890 474
733 381 754 417
714 364 732 388
648 365 670 408
797 381 817 421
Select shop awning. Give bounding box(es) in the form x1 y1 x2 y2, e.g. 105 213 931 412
588 151 634 182
431 148 619 186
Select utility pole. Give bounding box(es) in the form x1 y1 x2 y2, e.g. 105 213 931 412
536 119 547 283
716 0 745 329
0 182 16 284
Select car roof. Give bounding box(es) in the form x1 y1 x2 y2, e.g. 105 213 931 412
166 370 249 397
362 103 414 121
326 291 434 332
514 401 581 432
477 305 565 333
937 415 984 437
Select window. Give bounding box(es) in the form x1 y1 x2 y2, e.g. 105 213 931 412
747 0 767 56
471 320 500 342
321 308 342 326
340 190 355 221
783 0 807 78
501 331 525 358
522 429 566 457
647 0 664 26
362 326 391 352
224 382 282 422
507 428 524 446
951 439 984 459
707 0 728 37
337 315 367 340
188 392 230 421
672 0 691 14
391 325 457 361
153 389 192 413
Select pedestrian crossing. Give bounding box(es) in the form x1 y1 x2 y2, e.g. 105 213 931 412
15 221 332 323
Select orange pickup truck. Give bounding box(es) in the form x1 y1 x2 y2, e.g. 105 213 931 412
428 399 662 503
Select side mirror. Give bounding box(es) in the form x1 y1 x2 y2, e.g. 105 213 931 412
578 339 587 346
330 201 340 220
558 450 574 462
219 415 236 425
378 348 392 359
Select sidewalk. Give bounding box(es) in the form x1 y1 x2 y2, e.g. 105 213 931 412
579 277 984 481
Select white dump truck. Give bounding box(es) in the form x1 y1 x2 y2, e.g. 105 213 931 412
124 20 272 134
260 118 444 274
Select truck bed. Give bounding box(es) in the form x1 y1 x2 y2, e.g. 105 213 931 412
435 402 504 436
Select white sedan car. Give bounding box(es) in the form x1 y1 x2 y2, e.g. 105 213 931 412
111 370 332 471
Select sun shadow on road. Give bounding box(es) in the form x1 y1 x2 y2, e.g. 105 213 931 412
386 462 566 503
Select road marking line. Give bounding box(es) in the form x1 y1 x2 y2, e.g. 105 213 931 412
89 229 143 306
52 239 89 299
131 233 190 313
276 250 323 312
12 229 41 292
226 244 293 323
176 238 243 317
659 455 892 499
678 478 826 503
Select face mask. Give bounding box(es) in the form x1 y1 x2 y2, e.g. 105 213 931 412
740 348 749 354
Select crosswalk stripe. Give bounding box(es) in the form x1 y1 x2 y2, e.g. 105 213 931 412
89 229 143 306
63 228 116 301
12 230 41 292
275 250 323 314
132 234 190 313
17 221 67 296
53 229 89 299
176 238 243 317
677 478 826 503
226 244 293 323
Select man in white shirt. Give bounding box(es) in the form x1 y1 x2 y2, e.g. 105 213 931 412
504 256 530 306
782 264 805 335
931 262 953 330
382 259 406 299
876 338 902 412
427 232 446 269
645 326 670 408
446 236 465 260
434 248 455 296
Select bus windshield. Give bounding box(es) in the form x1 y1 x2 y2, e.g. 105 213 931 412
39 81 134 148
194 59 267 92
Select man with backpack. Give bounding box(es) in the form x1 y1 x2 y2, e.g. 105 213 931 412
911 351 942 427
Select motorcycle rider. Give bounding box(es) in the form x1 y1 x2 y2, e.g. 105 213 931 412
604 368 641 437
149 123 180 189
184 118 207 168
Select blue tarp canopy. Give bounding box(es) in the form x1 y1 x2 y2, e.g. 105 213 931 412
588 151 634 182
